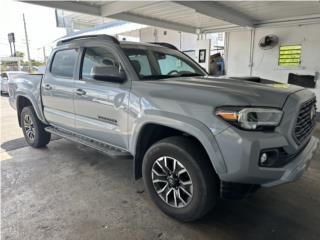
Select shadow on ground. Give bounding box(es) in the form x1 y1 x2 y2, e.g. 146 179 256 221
1 135 61 152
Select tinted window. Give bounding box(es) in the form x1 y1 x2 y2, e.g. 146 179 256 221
156 53 195 75
81 47 118 81
51 49 78 78
123 49 152 76
122 45 205 80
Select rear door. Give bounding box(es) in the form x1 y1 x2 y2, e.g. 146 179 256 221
73 45 131 149
42 48 79 130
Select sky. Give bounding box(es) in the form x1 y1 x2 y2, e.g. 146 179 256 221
0 0 66 61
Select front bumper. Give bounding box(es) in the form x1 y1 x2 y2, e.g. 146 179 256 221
216 127 319 187
215 89 318 187
262 136 318 187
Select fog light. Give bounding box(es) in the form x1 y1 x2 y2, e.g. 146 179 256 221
259 149 280 167
260 153 268 164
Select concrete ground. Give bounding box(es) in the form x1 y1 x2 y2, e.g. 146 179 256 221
1 94 320 240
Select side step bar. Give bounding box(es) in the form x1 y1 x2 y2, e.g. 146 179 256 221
45 126 132 159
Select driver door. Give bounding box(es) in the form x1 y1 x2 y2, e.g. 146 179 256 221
74 46 130 149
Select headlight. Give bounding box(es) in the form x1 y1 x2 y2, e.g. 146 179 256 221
216 107 283 130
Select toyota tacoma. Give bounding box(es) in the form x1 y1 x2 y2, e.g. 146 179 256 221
8 34 319 221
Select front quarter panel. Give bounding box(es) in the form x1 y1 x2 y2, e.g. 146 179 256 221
128 82 230 175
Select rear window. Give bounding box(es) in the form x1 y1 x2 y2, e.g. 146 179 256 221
51 49 78 78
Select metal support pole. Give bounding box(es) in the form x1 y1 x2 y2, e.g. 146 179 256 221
249 28 256 77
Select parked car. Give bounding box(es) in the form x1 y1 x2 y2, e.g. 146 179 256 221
1 71 27 94
8 35 318 221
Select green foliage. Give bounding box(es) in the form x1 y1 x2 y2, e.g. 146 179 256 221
15 51 24 58
30 59 44 67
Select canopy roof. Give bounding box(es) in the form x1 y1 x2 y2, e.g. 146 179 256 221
25 1 320 33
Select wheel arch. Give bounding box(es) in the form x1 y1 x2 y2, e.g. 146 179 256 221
129 114 227 180
16 95 45 127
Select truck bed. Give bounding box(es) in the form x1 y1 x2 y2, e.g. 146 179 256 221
8 73 46 123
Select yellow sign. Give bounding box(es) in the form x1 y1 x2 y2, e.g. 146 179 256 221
278 45 301 67
279 45 301 50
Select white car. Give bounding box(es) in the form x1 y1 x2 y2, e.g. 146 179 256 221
1 71 27 94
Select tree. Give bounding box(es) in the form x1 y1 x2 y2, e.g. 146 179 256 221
31 59 44 67
15 51 24 58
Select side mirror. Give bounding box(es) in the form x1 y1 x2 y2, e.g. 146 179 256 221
92 65 126 83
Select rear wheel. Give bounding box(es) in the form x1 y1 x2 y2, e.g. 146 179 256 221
21 106 51 148
142 136 219 222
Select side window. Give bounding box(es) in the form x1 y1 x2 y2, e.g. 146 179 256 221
81 47 118 81
51 49 78 78
128 54 152 76
156 53 195 75
123 49 152 76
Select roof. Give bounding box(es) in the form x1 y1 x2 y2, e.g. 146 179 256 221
56 34 119 46
25 1 320 33
56 34 178 50
120 41 177 49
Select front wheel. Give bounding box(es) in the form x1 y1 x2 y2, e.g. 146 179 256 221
21 106 51 148
142 136 219 222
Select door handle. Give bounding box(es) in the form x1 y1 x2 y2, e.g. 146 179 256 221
75 88 86 96
44 84 52 90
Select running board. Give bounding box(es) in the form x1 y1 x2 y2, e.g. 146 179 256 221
45 126 132 159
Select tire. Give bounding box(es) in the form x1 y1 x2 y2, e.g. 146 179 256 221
142 136 219 222
21 106 51 148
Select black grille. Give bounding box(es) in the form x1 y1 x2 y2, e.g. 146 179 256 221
294 98 316 144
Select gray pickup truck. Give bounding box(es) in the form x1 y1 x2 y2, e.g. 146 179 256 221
8 34 318 221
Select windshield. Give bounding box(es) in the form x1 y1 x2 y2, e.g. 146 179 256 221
122 45 206 80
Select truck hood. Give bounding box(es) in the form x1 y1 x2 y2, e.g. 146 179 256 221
142 76 304 108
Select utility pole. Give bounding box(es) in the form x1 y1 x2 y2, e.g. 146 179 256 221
23 13 32 72
13 41 16 56
42 46 46 63
9 42 13 56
